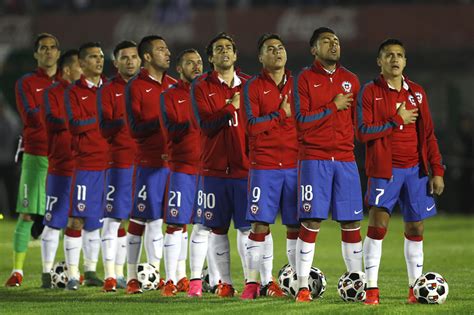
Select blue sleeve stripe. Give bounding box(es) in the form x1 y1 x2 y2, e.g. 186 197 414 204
357 81 397 134
160 89 172 130
18 73 36 113
190 74 205 126
293 69 331 123
243 76 281 125
43 83 64 124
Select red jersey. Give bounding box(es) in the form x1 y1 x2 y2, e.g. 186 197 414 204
191 70 251 179
242 69 298 170
15 68 56 156
97 75 136 168
125 68 176 168
65 76 108 171
43 79 74 176
292 61 360 161
159 79 200 174
356 75 445 179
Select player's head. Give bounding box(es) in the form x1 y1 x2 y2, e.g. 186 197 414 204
78 42 104 77
257 33 287 71
58 49 82 83
138 35 170 71
377 38 406 78
113 40 140 80
34 33 60 69
206 32 237 71
309 27 340 65
176 48 203 83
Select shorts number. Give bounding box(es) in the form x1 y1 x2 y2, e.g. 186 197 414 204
46 195 58 211
77 185 86 201
251 187 261 203
228 111 239 127
300 185 313 201
168 191 182 207
375 188 385 206
138 185 147 201
198 191 216 209
106 185 115 201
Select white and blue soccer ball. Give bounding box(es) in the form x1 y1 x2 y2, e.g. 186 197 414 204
50 261 68 289
278 264 326 298
337 271 367 302
413 272 449 304
137 263 160 291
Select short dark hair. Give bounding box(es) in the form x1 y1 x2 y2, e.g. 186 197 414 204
309 27 336 47
138 35 165 60
113 40 137 59
34 33 59 52
58 49 79 71
378 38 405 56
257 33 284 54
206 32 236 58
176 48 200 66
78 42 101 59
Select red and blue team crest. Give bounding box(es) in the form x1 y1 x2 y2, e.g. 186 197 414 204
77 202 86 212
170 208 179 217
204 211 213 220
303 202 312 212
106 203 113 213
137 203 146 212
250 204 259 215
196 208 202 218
45 212 52 221
342 81 352 93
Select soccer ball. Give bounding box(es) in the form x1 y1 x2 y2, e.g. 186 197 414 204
277 264 296 296
137 263 160 291
308 267 327 298
413 272 449 304
337 271 367 302
50 261 68 289
201 266 212 293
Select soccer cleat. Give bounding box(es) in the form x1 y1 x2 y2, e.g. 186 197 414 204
66 278 80 291
41 272 52 289
103 277 117 292
364 288 380 305
126 279 143 294
116 276 127 289
215 282 235 298
177 277 190 292
84 271 104 287
161 280 178 297
79 274 84 285
295 288 312 302
407 287 418 304
241 282 260 300
260 281 285 297
158 277 165 290
5 272 23 287
187 279 203 297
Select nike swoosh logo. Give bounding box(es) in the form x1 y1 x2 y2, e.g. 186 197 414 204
353 249 363 254
101 238 114 242
313 84 322 88
263 90 271 95
216 251 229 256
36 88 44 92
426 204 435 211
145 88 152 93
81 96 88 100
192 240 205 244
300 250 312 254
164 244 175 247
247 246 259 250
416 264 423 267
153 237 163 242
128 241 141 245
375 97 383 101
178 99 186 103
365 265 377 270
99 219 104 223
354 209 363 214
66 247 78 251
208 93 216 97
262 255 273 259
115 93 123 97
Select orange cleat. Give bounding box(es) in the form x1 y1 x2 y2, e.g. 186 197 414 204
215 282 235 298
158 277 165 290
5 272 23 287
177 277 190 292
161 280 178 297
126 279 143 294
103 277 117 292
364 288 380 305
295 288 312 302
261 281 285 297
407 287 418 304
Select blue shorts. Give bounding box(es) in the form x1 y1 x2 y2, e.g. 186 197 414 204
298 160 363 222
201 176 250 230
104 166 134 220
246 168 298 225
83 216 104 231
43 173 72 229
192 176 204 225
71 169 106 219
365 165 437 222
164 172 198 225
131 166 169 220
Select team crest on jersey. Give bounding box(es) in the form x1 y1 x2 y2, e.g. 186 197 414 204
77 202 86 212
45 212 52 222
342 81 352 93
137 203 146 212
22 198 29 208
196 208 202 218
204 211 213 220
408 92 423 106
106 203 113 212
303 202 312 212
170 208 179 217
250 204 259 215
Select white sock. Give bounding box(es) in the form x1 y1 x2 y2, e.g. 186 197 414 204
286 238 297 270
115 232 127 278
82 229 101 272
177 229 188 280
144 219 163 268
189 224 210 280
237 228 250 281
164 228 182 284
296 228 319 289
404 236 423 287
41 226 60 273
64 233 82 280
101 218 120 279
363 236 383 288
126 232 142 281
260 232 273 286
246 237 264 283
209 232 232 285
341 227 363 272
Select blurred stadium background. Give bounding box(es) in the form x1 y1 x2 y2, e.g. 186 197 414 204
0 0 473 217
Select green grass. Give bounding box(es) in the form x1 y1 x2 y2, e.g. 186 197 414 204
0 215 473 314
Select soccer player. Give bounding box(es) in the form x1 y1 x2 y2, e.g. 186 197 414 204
159 49 203 297
292 27 363 302
240 33 298 299
40 49 82 288
97 40 140 292
63 42 108 290
124 35 176 294
356 39 445 305
5 33 60 287
191 32 251 297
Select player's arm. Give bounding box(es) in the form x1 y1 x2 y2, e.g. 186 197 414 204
355 83 404 143
15 76 42 127
64 88 98 134
43 86 67 132
97 85 124 139
351 78 361 128
159 91 190 143
125 82 160 139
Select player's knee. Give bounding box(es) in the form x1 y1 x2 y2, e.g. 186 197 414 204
405 221 424 236
67 217 84 230
166 224 184 234
301 219 321 230
211 227 228 235
340 220 360 229
367 225 387 240
251 222 269 234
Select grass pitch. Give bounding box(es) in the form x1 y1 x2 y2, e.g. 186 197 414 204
0 215 473 314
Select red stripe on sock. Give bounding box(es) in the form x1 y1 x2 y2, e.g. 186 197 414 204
65 228 82 237
249 232 266 242
286 231 299 240
211 228 228 235
117 228 126 237
367 226 387 240
166 226 183 234
341 229 362 243
404 233 423 242
128 221 145 236
298 225 318 243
